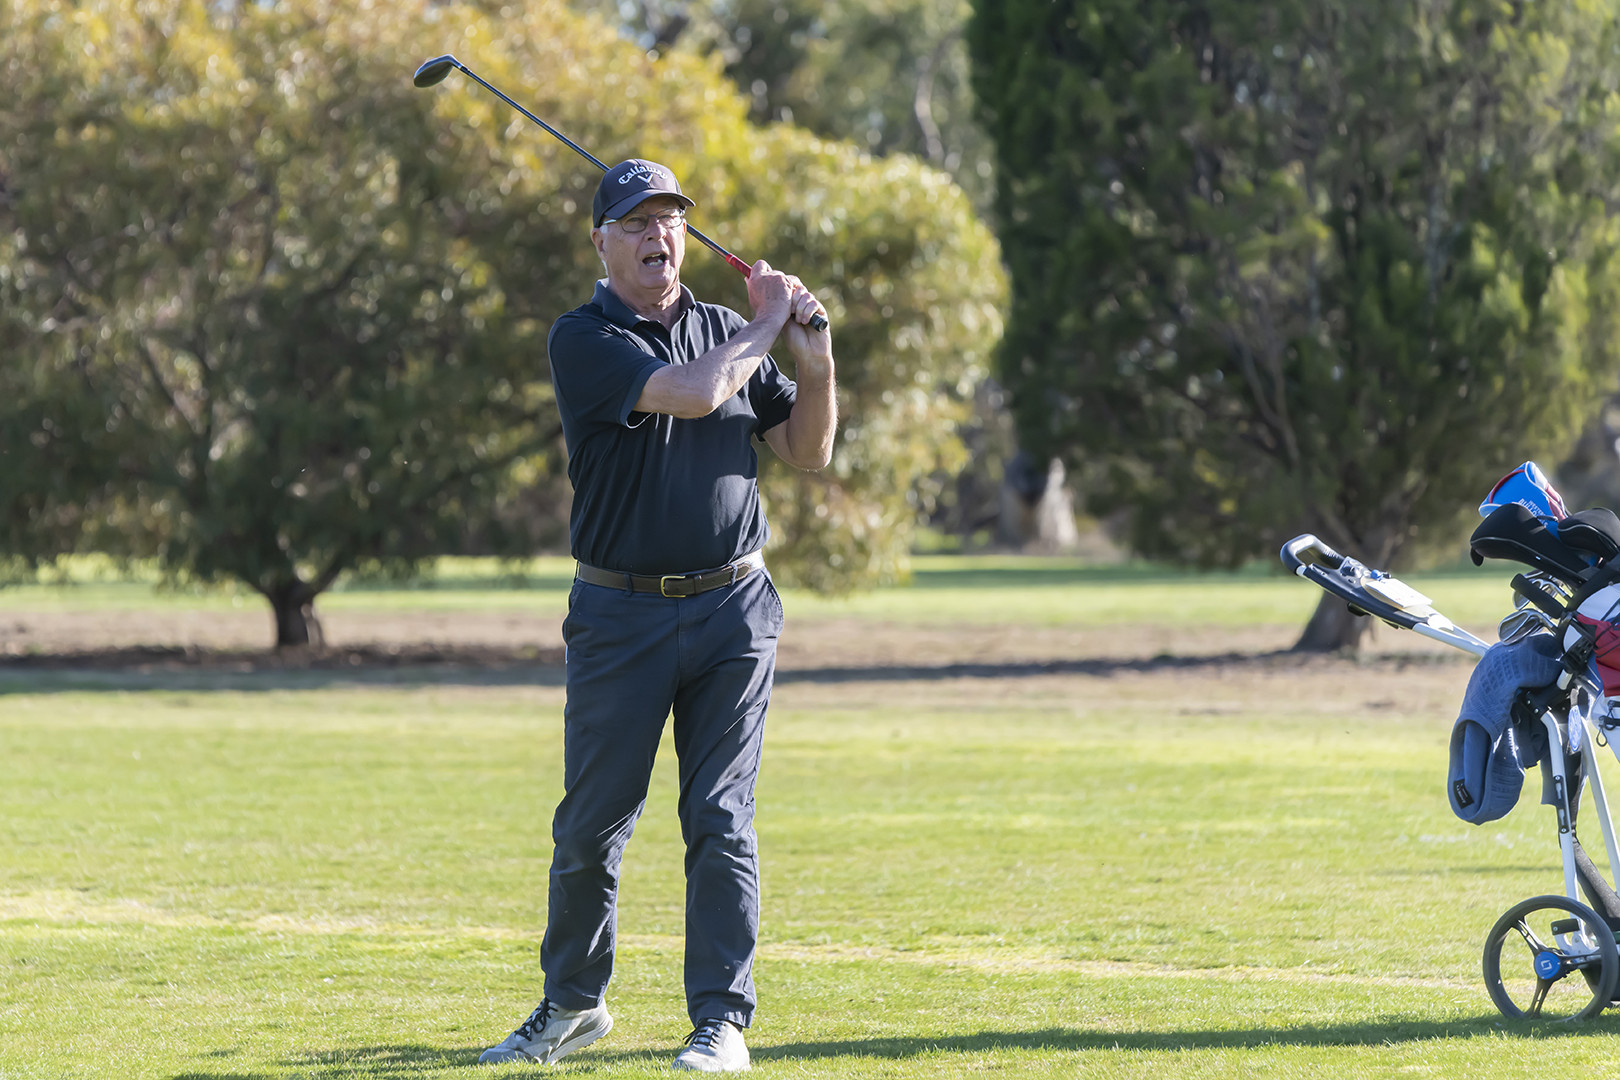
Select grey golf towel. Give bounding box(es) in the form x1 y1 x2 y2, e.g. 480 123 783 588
1448 634 1561 824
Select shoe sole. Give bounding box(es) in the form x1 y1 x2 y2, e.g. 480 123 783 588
477 1014 614 1065
671 1050 750 1072
545 1014 613 1064
671 1059 751 1072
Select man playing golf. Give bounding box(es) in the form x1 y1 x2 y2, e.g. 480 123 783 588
479 159 836 1072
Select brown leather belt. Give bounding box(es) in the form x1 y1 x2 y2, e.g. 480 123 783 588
574 550 765 597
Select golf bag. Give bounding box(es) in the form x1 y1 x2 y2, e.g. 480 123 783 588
1283 462 1620 1021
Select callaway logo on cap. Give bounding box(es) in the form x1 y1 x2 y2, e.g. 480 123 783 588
593 158 696 226
617 163 663 185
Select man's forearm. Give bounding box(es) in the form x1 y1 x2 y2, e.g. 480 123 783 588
772 356 837 469
634 316 784 418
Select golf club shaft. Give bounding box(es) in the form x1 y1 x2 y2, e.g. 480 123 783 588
418 55 827 332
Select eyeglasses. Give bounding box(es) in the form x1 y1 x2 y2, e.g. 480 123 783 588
603 208 687 234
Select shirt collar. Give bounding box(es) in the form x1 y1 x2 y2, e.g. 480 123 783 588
592 279 695 330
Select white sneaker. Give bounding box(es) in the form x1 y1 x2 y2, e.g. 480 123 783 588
672 1018 750 1072
478 998 613 1065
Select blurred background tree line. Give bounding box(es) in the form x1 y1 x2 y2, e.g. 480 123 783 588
8 0 1620 651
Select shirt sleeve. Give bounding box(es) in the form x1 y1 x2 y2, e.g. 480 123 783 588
750 353 798 435
548 310 665 429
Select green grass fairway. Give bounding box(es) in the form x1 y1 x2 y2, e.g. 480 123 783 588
4 560 1618 1077
0 552 1520 629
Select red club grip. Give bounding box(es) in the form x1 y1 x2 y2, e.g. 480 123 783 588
723 256 828 332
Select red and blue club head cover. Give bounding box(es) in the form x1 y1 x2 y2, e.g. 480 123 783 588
1479 461 1568 534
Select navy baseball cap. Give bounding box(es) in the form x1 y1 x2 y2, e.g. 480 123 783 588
592 159 695 227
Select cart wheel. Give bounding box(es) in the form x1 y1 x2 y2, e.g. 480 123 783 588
1482 894 1619 1021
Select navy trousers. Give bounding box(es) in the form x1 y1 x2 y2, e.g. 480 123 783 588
540 567 783 1028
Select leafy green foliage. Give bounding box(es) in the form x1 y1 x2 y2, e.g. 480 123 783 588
969 0 1620 586
1 1 572 641
778 0 995 212
724 132 1004 588
0 0 1003 640
572 0 996 212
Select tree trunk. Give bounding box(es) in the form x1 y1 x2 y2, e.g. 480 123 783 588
1292 590 1374 653
267 583 324 649
998 454 1080 551
1030 458 1081 551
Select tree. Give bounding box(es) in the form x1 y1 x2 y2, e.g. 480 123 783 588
1558 395 1620 513
969 0 1620 649
1 1 569 645
570 0 996 212
0 0 1004 642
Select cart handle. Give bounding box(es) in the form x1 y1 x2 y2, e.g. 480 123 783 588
1280 534 1346 575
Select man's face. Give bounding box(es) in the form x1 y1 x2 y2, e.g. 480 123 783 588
592 194 687 302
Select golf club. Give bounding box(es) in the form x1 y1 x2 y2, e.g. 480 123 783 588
413 53 828 332
1498 607 1555 644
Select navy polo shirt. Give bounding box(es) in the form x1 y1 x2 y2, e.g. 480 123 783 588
548 280 798 575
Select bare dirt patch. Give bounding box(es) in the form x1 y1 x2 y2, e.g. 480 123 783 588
0 607 562 656
0 602 1484 751
0 602 1480 688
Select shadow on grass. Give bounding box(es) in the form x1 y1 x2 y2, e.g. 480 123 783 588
170 1045 485 1079
905 563 1275 589
776 650 1301 684
742 1019 1620 1059
289 1044 485 1074
0 650 568 695
0 642 1471 695
167 1016 1620 1078
0 650 1284 695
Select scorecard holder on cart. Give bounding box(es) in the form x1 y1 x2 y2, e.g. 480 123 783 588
1280 534 1491 657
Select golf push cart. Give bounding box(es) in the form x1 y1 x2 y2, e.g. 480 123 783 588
1282 463 1620 1021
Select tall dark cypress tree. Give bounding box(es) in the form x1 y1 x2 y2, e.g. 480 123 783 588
969 0 1620 649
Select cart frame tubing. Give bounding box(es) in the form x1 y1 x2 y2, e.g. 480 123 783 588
1536 703 1620 907
1588 744 1620 894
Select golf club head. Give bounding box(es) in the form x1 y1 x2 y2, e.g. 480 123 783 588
1521 571 1571 603
413 55 460 88
1499 607 1554 644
